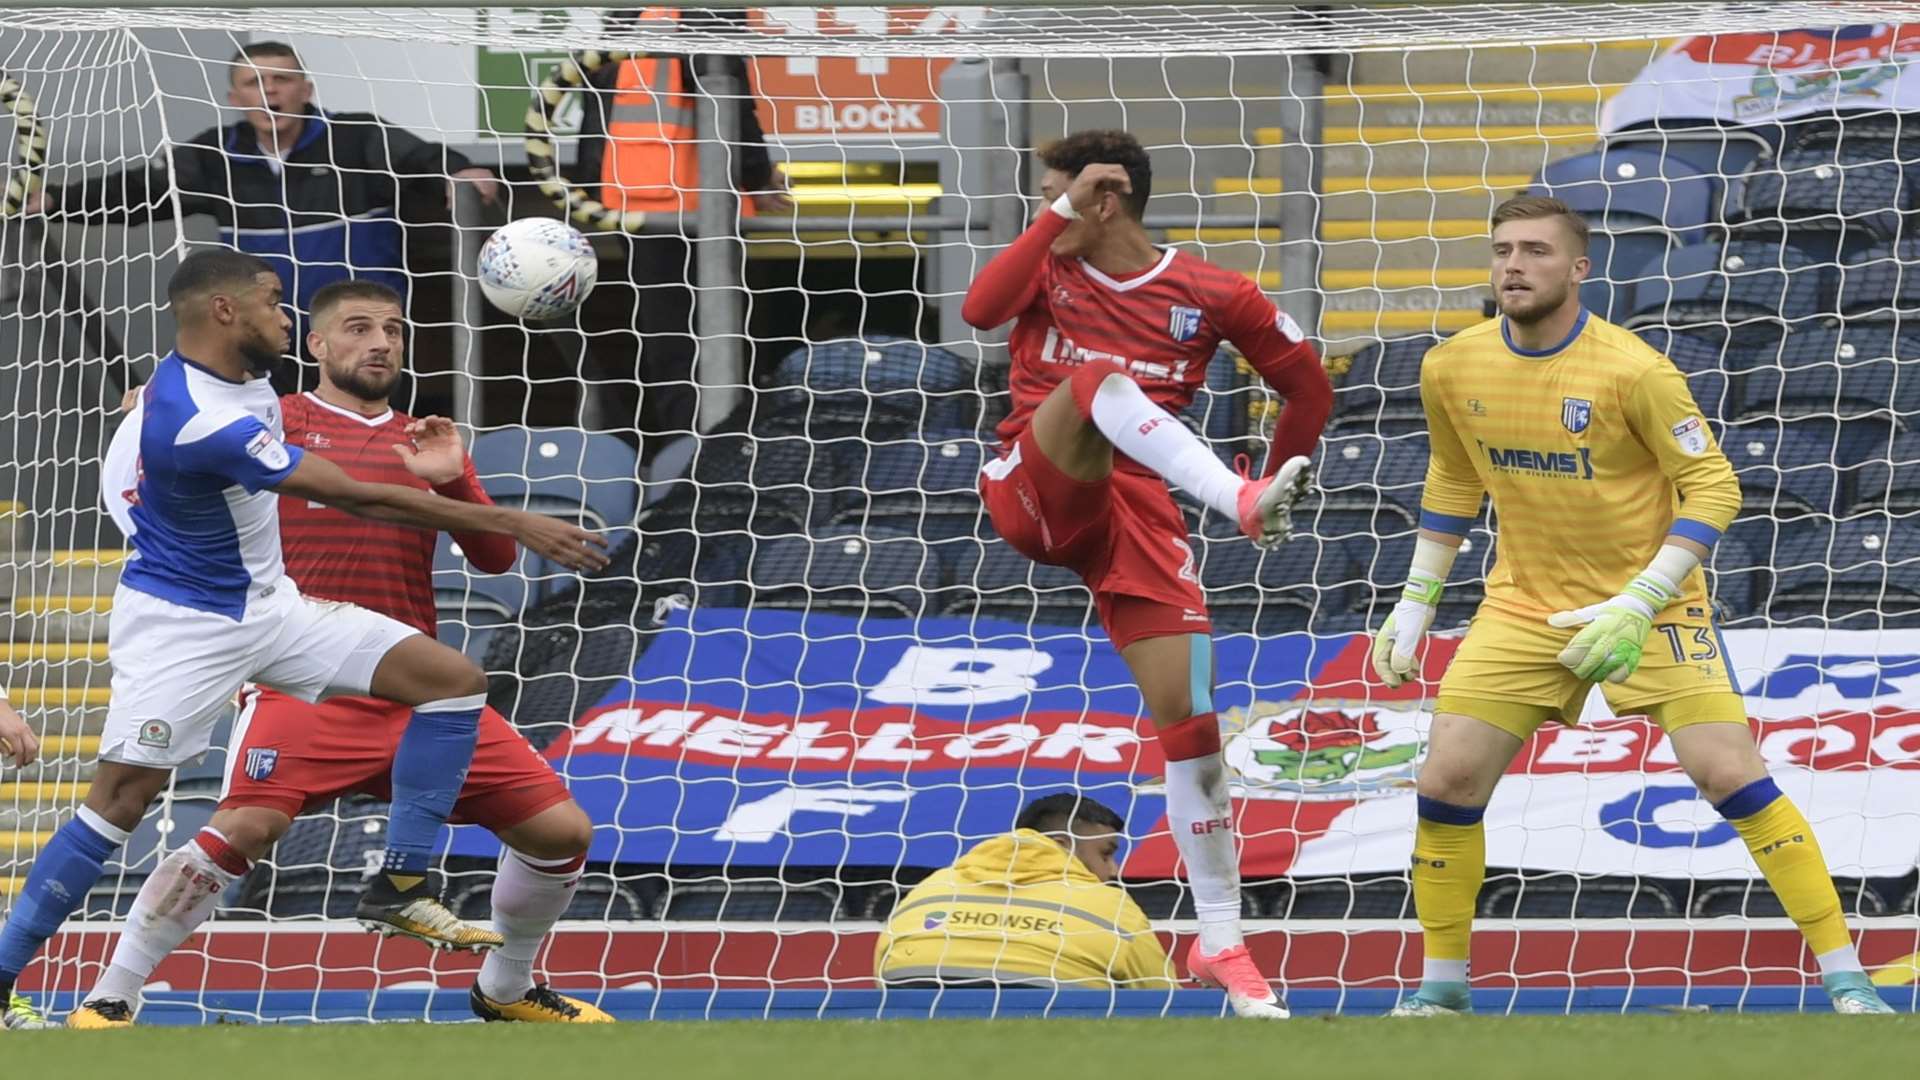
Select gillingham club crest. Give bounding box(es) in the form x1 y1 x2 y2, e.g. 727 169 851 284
1168 304 1203 342
244 747 279 781
1562 396 1593 434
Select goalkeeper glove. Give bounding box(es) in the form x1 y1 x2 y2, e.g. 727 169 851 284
1370 572 1443 688
1546 570 1679 684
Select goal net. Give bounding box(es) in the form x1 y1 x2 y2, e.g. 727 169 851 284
1 2 1917 1021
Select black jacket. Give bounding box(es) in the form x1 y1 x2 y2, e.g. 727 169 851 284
42 107 471 313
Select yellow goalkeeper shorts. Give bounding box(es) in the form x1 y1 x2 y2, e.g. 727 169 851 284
1434 612 1748 741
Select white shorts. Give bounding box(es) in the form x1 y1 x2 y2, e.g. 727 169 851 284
101 581 421 768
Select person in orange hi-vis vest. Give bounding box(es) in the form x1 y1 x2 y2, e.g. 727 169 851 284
575 7 790 460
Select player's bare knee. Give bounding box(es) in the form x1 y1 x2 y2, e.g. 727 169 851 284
446 656 489 699
86 762 171 831
513 802 594 861
1691 761 1766 809
1416 764 1489 808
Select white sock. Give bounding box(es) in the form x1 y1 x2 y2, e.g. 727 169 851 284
1088 373 1243 516
84 837 243 1009
1423 957 1469 985
1164 752 1244 954
477 851 582 1002
1816 944 1864 976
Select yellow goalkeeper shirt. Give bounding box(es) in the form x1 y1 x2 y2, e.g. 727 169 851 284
875 830 1174 989
1417 309 1741 624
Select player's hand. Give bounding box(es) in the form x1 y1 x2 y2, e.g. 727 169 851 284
0 698 41 769
510 510 610 572
1370 575 1442 688
1547 571 1677 684
119 385 142 412
393 416 467 486
1066 163 1133 217
450 167 501 208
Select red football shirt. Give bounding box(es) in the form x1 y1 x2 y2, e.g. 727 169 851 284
277 392 516 635
964 208 1330 474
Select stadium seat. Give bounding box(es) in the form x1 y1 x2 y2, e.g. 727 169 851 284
1313 432 1428 532
1691 882 1786 920
1705 533 1760 623
1479 878 1680 918
241 798 389 919
1623 239 1833 332
1327 335 1438 431
1276 877 1413 920
1126 881 1264 920
743 527 943 621
1582 229 1674 322
1182 348 1253 443
469 427 642 533
1200 537 1327 634
434 532 534 658
765 336 980 435
940 541 1094 629
1719 420 1843 517
829 435 992 541
660 881 842 922
1532 146 1717 241
1837 241 1920 318
1600 127 1770 186
646 429 825 537
1732 135 1912 247
449 872 655 922
1844 432 1920 513
1633 326 1732 421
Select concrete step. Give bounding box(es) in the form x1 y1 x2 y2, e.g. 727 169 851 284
0 805 76 833
1206 180 1521 224
0 550 128 602
1326 82 1624 107
1351 41 1666 86
1 594 113 642
1 650 113 688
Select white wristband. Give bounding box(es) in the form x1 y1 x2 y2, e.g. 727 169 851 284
1049 193 1081 221
1645 542 1701 589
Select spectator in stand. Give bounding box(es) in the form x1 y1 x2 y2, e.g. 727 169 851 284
573 6 789 457
875 794 1175 990
29 41 498 331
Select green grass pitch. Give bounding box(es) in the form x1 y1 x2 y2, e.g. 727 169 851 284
4 1015 1914 1080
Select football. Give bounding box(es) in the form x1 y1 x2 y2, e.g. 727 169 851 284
476 216 599 320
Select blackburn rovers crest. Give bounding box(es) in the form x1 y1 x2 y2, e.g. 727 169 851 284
1562 397 1593 434
1219 700 1427 801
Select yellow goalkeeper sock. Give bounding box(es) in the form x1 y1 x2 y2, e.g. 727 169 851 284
1717 778 1854 961
1412 797 1486 975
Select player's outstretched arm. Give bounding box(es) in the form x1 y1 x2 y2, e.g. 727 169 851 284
274 451 609 572
0 696 41 768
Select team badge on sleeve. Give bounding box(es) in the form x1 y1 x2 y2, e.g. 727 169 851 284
244 747 279 781
1561 397 1593 434
1168 305 1203 342
245 429 291 471
1671 416 1709 455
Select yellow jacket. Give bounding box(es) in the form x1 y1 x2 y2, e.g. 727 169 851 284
874 829 1175 988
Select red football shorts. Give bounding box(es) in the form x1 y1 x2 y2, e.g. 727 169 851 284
223 687 574 832
979 424 1211 650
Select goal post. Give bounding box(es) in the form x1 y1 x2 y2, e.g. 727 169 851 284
0 3 1916 1021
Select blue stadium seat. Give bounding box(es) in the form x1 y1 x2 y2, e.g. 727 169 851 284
766 336 980 435
434 532 534 658
1794 514 1920 627
1601 128 1769 186
241 798 389 919
941 541 1093 628
1199 536 1342 634
1718 419 1842 517
1582 230 1673 322
1733 136 1912 246
1328 335 1438 431
1313 432 1428 530
1707 533 1760 622
829 436 991 541
469 427 641 532
1765 517 1839 626
742 527 941 621
1634 326 1732 421
1533 147 1717 240
1732 327 1907 423
1845 432 1920 513
1182 348 1252 443
1837 241 1920 318
1624 239 1833 331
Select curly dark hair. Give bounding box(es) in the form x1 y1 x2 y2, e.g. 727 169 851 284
1016 793 1126 837
1038 129 1152 221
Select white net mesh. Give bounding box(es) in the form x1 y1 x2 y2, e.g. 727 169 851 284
0 5 1916 1021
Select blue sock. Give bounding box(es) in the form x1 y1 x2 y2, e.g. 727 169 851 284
0 808 129 991
384 693 484 877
